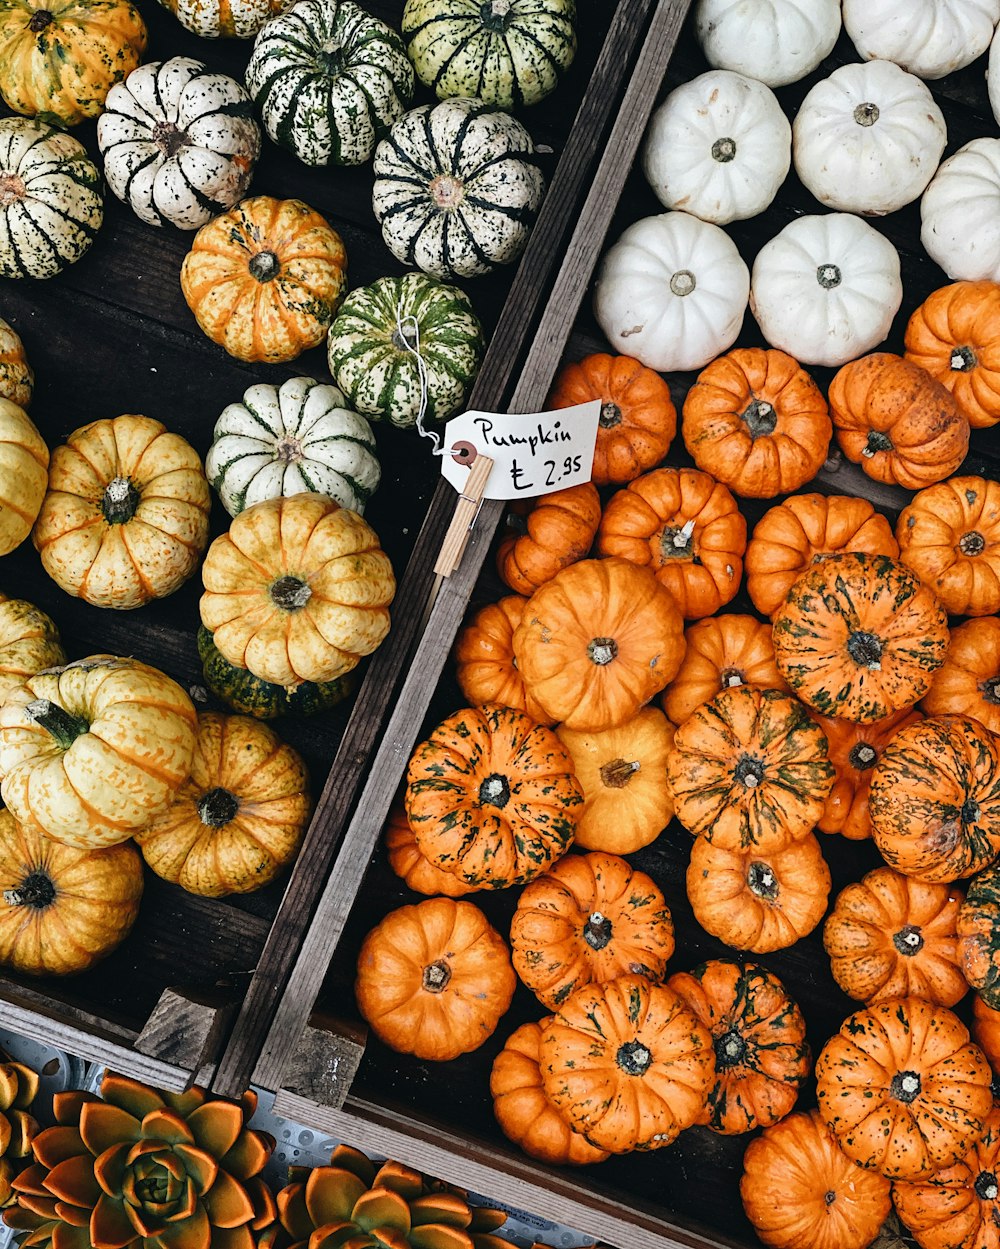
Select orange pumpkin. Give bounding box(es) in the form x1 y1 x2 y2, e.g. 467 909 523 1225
384 803 475 898
973 996 1000 1073
904 280 1000 429
355 898 516 1060
453 596 553 725
744 493 899 618
682 348 832 498
823 867 967 1007
687 833 831 954
512 557 686 732
510 852 675 1009
896 475 1000 618
495 484 601 596
828 353 970 490
595 467 746 619
547 353 677 486
922 617 1000 736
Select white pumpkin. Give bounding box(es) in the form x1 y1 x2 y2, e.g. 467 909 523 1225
642 70 790 225
921 139 1000 283
593 212 750 373
694 0 841 88
98 58 261 231
990 23 1000 125
842 0 1000 79
750 213 903 368
793 61 947 217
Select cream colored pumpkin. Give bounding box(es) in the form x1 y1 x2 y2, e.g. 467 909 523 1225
843 0 1000 79
0 600 65 705
0 397 46 556
0 318 32 408
694 0 841 88
921 140 1000 284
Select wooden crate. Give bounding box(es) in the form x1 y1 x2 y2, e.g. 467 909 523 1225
0 0 645 1091
249 2 1000 1247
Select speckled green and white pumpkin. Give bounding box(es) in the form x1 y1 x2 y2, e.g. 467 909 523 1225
401 0 577 109
0 118 102 279
157 0 283 38
372 97 545 280
206 375 381 517
246 0 413 167
0 317 32 407
327 271 485 427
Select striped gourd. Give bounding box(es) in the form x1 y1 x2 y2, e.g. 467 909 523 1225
372 97 545 280
0 117 102 279
0 318 32 407
157 0 284 38
246 0 414 167
402 0 577 109
98 57 261 231
206 376 381 517
326 271 484 428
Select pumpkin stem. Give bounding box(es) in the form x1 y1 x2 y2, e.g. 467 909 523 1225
481 0 513 31
28 8 53 29
391 321 418 352
587 637 619 666
249 251 280 282
719 667 746 689
853 101 880 127
275 436 305 464
980 676 1000 705
600 757 640 788
892 925 924 957
0 173 26 207
734 755 765 789
848 742 878 771
478 772 511 809
616 1040 652 1076
3 870 56 910
862 430 893 457
599 402 622 429
846 631 883 671
890 1070 921 1103
315 38 345 75
960 531 986 556
976 1172 1000 1202
584 911 613 950
747 861 778 900
421 960 451 993
102 476 141 525
962 797 981 824
429 174 466 210
741 398 777 438
197 787 240 827
824 1192 836 1207
711 136 737 163
669 270 696 297
270 575 312 612
816 264 842 290
714 1028 747 1069
660 518 696 559
951 346 978 372
151 121 189 158
25 698 88 750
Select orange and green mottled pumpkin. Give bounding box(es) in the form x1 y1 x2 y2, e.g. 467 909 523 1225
958 864 1000 1011
384 802 475 898
922 617 1000 737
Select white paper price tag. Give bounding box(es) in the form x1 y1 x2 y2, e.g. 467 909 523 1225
440 400 601 499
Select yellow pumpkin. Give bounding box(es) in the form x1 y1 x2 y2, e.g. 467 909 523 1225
33 415 211 610
0 318 32 408
135 712 311 897
0 600 65 705
0 398 47 557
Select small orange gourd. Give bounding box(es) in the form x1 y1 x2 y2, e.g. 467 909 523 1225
660 615 786 729
973 996 1000 1073
453 596 552 724
922 617 1000 735
496 484 601 595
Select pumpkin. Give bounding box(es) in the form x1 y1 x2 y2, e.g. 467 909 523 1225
97 57 260 231
870 715 1000 884
745 493 899 619
596 467 746 619
180 196 348 364
750 213 903 368
546 353 676 487
793 61 946 217
0 318 31 408
814 707 924 841
843 0 999 79
510 851 675 1009
0 600 64 705
0 655 197 849
0 118 102 280
496 484 600 595
196 624 356 720
740 1110 892 1249
660 614 786 729
922 617 1000 736
815 996 993 1179
206 376 380 519
694 0 841 88
667 685 835 852
134 712 310 898
404 703 581 889
384 802 475 898
490 1020 609 1166
157 0 283 36
592 211 750 373
453 595 551 724
0 0 146 126
402 0 577 108
896 476 1000 618
921 139 1000 283
667 960 810 1135
958 864 1000 1010
772 552 950 723
682 348 831 498
539 974 715 1153
642 69 791 226
0 808 143 977
246 0 413 168
824 866 967 1007
355 897 516 1060
904 280 1000 429
0 399 46 556
687 832 831 954
201 493 395 688
974 995 1000 1073
326 272 484 428
512 557 686 732
33 414 211 611
992 24 1000 127
555 707 674 854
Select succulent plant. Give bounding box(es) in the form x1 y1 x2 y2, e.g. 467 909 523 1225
0 1048 38 1208
2 1072 276 1249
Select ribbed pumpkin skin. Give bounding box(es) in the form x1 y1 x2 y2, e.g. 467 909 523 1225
824 867 966 1007
773 552 950 723
405 704 580 889
0 808 143 976
973 996 1000 1072
870 715 1000 883
539 975 715 1153
246 0 413 167
958 865 1000 1011
815 997 993 1179
510 851 674 1009
383 803 475 898
0 399 47 556
905 280 1000 429
496 483 601 595
157 0 284 37
453 595 553 725
923 617 1000 736
0 599 65 705
667 960 810 1136
0 317 31 407
668 686 835 852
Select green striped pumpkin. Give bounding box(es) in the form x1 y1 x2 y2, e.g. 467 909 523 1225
402 0 577 109
245 0 414 167
0 117 102 279
326 271 484 428
206 376 381 517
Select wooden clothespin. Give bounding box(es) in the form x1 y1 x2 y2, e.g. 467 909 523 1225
433 444 494 578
